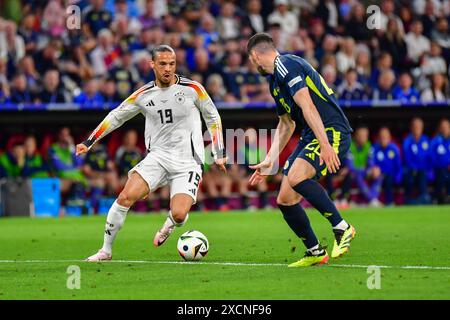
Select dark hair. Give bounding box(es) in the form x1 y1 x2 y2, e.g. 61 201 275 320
246 33 275 55
151 45 175 60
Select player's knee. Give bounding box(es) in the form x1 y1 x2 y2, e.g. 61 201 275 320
287 172 308 188
276 193 301 206
117 192 136 208
171 208 188 223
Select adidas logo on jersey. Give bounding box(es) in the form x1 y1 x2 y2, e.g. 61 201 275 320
189 188 197 195
146 100 155 107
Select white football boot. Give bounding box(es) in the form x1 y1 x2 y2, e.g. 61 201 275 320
85 249 112 262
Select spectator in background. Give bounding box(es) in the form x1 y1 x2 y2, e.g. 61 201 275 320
342 125 383 207
404 20 430 65
267 0 298 36
82 0 113 37
192 48 216 81
82 143 119 213
221 51 246 99
421 73 449 102
18 14 38 54
108 50 139 100
316 0 340 33
402 117 431 204
431 18 450 52
344 2 372 41
420 0 438 38
216 1 240 40
379 0 405 34
355 47 371 87
420 42 447 76
115 129 142 189
0 57 9 101
379 18 408 70
42 0 66 37
18 56 40 93
0 79 9 103
32 40 60 75
74 78 105 108
48 127 86 194
429 118 450 204
393 72 420 103
372 69 396 100
399 5 414 33
23 135 49 178
241 60 272 103
196 13 220 52
205 73 237 103
135 51 154 84
337 68 368 101
36 69 67 103
369 52 394 88
10 72 35 103
90 28 120 76
173 47 189 78
244 0 265 33
370 127 402 205
321 64 338 93
316 34 338 66
0 141 26 178
336 37 356 74
138 0 161 30
100 77 121 105
0 20 25 64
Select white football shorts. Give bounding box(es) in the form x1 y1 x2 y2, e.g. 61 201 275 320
128 152 203 203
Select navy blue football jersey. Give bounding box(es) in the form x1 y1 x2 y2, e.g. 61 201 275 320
269 54 352 136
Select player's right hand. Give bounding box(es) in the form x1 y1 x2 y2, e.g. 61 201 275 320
75 143 88 156
249 158 273 186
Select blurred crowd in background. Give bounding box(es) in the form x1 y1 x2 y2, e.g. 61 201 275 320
0 0 450 105
1 117 449 212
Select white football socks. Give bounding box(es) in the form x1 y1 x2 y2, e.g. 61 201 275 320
333 220 349 231
101 200 129 255
165 210 189 228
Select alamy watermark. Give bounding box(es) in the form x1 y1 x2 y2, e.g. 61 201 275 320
366 5 382 30
366 266 381 290
66 5 81 30
66 265 81 289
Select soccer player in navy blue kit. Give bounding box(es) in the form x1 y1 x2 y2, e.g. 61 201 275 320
402 117 431 204
246 33 356 267
429 119 449 204
370 127 402 205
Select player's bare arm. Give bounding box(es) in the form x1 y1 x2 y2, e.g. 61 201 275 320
293 87 341 174
249 114 295 185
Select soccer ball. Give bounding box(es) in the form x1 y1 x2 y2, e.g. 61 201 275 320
177 230 209 261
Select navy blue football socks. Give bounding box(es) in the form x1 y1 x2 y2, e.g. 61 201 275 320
278 203 319 249
292 179 344 227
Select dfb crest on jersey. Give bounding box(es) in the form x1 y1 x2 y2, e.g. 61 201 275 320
175 92 186 105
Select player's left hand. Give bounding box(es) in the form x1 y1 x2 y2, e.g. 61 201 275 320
319 143 341 174
249 158 273 185
215 157 228 172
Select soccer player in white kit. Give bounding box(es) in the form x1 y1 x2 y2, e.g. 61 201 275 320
76 45 227 261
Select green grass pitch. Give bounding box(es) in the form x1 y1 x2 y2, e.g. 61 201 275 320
0 206 449 300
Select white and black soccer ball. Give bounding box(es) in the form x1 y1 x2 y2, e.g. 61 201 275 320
177 230 209 261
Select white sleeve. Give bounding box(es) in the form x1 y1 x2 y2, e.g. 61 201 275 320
83 86 147 149
192 82 225 159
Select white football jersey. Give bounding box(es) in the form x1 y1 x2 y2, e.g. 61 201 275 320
85 75 224 165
